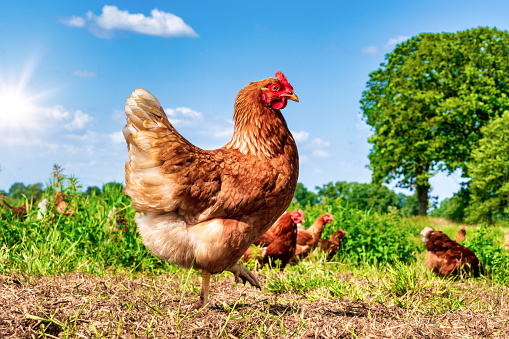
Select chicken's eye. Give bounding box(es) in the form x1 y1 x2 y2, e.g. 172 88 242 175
272 85 279 91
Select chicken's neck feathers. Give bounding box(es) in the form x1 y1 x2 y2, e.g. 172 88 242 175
226 84 295 159
308 217 327 239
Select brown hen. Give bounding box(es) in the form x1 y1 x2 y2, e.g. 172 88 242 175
454 227 466 243
293 212 334 261
242 210 304 269
421 226 483 277
313 228 346 261
0 195 36 220
123 72 299 307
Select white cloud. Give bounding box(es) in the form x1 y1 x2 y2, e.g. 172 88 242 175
62 5 198 39
60 16 86 28
0 103 93 147
214 126 234 139
72 70 97 78
312 149 330 158
292 130 309 143
313 168 323 175
361 46 378 55
308 138 330 149
64 110 93 130
39 106 93 131
384 36 410 49
165 106 203 127
355 113 373 137
361 35 411 56
110 131 125 144
298 137 331 159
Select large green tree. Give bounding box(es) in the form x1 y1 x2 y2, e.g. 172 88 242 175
466 111 509 223
361 27 509 215
316 181 404 214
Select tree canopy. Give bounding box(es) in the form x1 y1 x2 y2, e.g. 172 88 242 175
7 182 44 201
292 183 319 207
466 111 509 223
361 27 509 215
314 181 418 215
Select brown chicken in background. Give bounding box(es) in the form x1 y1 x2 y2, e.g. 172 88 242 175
0 195 36 220
251 209 304 247
504 231 509 250
421 226 483 277
55 192 74 216
313 228 346 261
454 227 466 243
293 212 334 260
107 205 129 233
241 210 304 269
123 72 299 308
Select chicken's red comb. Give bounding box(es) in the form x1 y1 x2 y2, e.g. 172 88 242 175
275 71 290 86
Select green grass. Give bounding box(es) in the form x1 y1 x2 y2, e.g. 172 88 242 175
0 182 178 276
1 172 509 337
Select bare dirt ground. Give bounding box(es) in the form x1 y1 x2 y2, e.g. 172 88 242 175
1 272 508 338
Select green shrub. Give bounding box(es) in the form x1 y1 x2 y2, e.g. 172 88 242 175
0 172 175 276
291 198 420 265
462 225 509 285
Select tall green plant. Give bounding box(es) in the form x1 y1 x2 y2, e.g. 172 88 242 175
462 225 509 285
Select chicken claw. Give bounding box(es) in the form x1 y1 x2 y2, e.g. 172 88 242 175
227 263 261 289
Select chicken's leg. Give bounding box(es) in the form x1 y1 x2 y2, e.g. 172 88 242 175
227 263 261 289
195 270 211 309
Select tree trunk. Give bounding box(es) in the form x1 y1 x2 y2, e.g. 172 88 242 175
416 184 429 216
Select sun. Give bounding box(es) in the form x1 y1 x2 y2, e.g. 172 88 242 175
0 59 49 132
0 88 37 130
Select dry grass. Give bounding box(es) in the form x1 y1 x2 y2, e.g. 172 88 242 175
1 270 508 338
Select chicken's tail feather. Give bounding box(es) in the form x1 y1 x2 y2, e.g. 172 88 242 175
123 88 180 213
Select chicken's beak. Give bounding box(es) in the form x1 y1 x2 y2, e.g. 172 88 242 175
286 93 299 102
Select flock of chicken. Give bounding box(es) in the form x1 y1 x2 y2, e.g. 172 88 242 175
241 211 345 269
0 192 73 221
1 72 508 308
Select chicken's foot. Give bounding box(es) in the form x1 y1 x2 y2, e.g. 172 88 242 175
227 263 261 289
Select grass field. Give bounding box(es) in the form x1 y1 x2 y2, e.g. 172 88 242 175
1 178 508 338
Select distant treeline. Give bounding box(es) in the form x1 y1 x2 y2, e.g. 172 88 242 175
2 178 503 224
293 182 419 217
0 182 123 204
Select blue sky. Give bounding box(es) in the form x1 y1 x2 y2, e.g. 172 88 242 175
1 1 507 202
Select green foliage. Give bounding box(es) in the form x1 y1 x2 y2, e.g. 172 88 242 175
462 225 509 285
431 185 470 222
315 181 408 215
361 27 509 214
102 182 124 194
86 186 101 195
291 197 420 265
397 192 419 217
308 181 419 216
467 112 509 223
0 171 173 276
292 183 319 207
6 182 44 201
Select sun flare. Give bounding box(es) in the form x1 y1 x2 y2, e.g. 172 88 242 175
0 88 37 129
